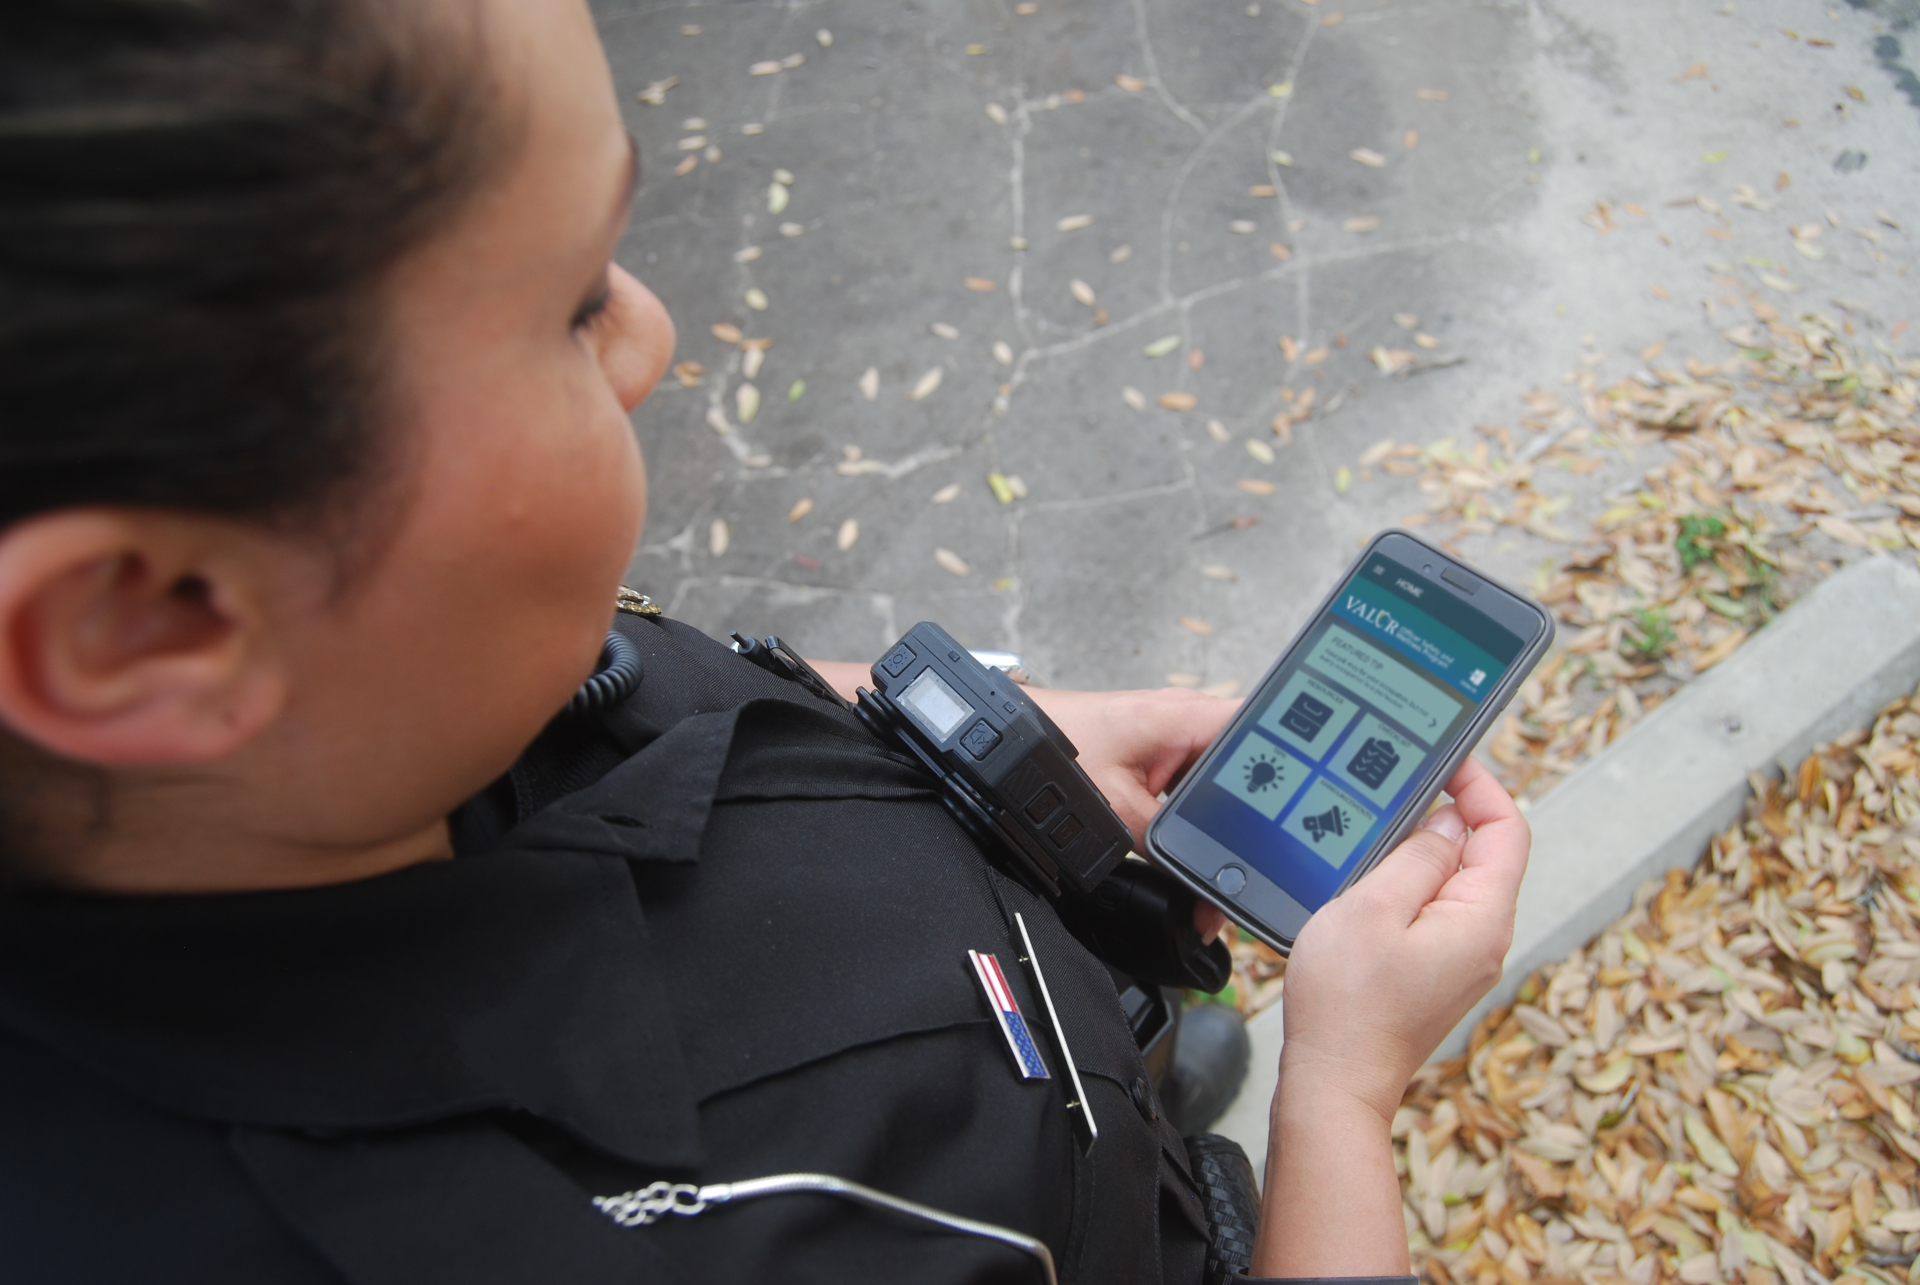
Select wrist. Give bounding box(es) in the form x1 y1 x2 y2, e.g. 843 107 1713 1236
806 660 871 705
1274 1042 1407 1134
1257 1050 1412 1276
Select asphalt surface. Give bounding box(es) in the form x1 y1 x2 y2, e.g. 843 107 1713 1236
598 0 1919 692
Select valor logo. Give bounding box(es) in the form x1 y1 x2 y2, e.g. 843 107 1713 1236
1344 595 1398 637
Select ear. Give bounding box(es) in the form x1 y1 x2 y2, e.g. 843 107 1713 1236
0 510 292 766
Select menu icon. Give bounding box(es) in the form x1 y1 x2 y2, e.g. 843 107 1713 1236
1302 806 1348 843
1345 737 1401 790
1279 692 1334 742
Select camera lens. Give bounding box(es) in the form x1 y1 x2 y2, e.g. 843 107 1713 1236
1423 564 1433 575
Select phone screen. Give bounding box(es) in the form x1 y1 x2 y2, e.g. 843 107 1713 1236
1167 550 1527 911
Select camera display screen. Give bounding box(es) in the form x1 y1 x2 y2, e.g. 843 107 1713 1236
898 668 976 740
1171 552 1526 910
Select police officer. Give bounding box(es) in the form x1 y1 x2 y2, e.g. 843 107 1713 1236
0 0 1530 1278
0 602 1225 1282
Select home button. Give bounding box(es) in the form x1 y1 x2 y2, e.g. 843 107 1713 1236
1214 865 1247 896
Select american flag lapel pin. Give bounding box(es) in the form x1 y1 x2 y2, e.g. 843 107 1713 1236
968 950 1050 1080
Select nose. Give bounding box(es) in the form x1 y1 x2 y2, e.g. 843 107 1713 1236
596 263 676 413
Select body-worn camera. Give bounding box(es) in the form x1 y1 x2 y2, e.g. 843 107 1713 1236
853 622 1129 898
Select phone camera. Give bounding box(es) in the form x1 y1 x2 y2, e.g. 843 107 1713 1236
1423 564 1433 575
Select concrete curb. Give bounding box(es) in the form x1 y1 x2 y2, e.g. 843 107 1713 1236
1209 555 1920 1171
1440 554 1920 1057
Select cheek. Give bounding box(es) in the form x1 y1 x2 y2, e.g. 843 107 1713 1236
265 265 657 846
301 361 646 804
485 379 645 609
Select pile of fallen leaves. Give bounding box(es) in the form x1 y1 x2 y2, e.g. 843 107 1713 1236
1353 303 1920 804
1395 699 1920 1285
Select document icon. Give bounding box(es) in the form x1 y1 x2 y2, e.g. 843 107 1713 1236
1259 670 1359 758
1279 692 1333 742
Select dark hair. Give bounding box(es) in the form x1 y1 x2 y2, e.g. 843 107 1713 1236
0 0 503 532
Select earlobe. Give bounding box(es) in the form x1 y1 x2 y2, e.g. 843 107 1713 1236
0 511 290 767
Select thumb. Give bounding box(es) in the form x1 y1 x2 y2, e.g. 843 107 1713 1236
1351 805 1468 921
1095 772 1162 849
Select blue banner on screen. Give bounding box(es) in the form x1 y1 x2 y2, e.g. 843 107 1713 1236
1174 555 1524 910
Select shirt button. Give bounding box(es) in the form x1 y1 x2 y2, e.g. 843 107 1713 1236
1130 1075 1159 1122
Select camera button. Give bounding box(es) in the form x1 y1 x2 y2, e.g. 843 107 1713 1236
960 719 1001 759
1024 786 1063 824
1214 865 1248 896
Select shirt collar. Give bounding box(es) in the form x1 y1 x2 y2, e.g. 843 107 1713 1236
475 700 748 865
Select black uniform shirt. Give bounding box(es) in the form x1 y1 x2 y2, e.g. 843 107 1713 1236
0 613 1393 1284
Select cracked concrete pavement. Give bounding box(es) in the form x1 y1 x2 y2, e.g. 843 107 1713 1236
597 0 1918 692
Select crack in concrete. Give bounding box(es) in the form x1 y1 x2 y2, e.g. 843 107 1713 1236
663 2 1502 652
1130 0 1209 136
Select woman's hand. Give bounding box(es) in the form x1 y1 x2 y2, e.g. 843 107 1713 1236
1021 686 1239 941
1282 755 1529 1118
1018 686 1239 849
1255 756 1529 1277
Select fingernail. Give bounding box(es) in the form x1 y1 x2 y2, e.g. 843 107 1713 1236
1419 810 1468 843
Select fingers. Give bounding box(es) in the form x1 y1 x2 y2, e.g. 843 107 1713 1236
1345 758 1530 927
1032 687 1241 845
1442 759 1530 910
1193 899 1228 945
1167 694 1241 785
1445 757 1520 832
1350 805 1467 923
1097 772 1162 849
1121 688 1241 799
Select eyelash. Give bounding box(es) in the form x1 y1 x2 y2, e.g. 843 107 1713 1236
572 274 614 331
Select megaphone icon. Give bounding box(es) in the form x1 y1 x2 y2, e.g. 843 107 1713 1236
1302 807 1346 843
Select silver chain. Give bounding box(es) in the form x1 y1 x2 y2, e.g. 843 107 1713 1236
590 1180 707 1226
589 1172 1057 1285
